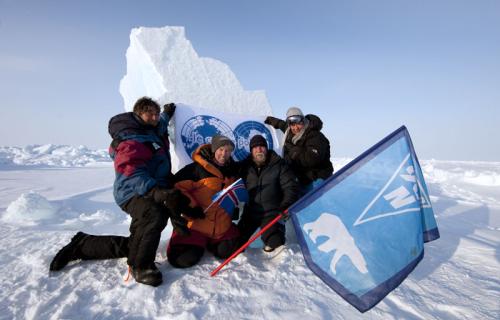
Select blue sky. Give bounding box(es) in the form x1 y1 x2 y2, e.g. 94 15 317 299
1 0 499 161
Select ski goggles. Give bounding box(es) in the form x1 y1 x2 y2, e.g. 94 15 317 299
287 115 304 124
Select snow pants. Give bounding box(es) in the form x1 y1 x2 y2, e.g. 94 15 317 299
167 225 240 268
77 196 169 268
237 211 285 249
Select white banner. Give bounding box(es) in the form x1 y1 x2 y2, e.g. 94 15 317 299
170 104 282 172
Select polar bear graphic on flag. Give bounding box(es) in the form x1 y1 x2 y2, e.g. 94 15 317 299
303 213 368 275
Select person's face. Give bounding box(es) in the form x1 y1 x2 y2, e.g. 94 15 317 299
214 145 233 166
251 146 267 165
289 121 304 135
139 109 160 126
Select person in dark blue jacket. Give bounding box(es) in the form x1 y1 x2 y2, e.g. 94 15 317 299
49 98 201 286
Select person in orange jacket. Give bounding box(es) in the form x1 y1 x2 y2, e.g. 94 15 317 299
167 135 241 268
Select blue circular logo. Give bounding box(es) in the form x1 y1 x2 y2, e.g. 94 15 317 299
181 115 235 158
233 121 274 161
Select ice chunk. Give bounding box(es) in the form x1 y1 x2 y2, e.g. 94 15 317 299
3 191 59 224
120 26 272 115
0 145 110 167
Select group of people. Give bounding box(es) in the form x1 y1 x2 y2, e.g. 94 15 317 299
49 97 333 287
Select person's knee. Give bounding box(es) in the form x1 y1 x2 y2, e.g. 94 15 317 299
145 205 169 231
265 233 285 249
167 245 204 268
262 225 286 249
213 239 238 259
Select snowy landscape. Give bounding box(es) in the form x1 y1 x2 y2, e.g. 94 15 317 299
0 147 498 319
0 25 498 319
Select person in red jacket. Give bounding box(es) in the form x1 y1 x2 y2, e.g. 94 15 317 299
49 98 199 287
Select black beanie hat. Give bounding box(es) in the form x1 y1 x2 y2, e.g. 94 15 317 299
211 135 235 152
249 135 268 150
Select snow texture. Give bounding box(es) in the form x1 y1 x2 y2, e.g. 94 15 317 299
0 157 498 319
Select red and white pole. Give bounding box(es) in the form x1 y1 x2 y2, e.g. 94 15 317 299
210 210 287 277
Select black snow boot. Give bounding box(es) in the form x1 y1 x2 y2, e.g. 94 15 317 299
49 232 88 271
263 233 285 253
131 264 163 287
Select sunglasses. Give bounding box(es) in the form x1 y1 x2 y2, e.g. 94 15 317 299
287 115 304 124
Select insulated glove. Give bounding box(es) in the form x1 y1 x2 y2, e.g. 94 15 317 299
264 116 281 128
199 146 212 160
151 188 191 210
231 207 240 221
169 210 190 236
181 206 205 219
150 187 170 204
163 103 176 119
149 188 191 235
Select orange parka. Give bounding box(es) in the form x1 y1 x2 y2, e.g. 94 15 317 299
174 144 239 239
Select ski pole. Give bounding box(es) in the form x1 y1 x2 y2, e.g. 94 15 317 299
210 210 287 277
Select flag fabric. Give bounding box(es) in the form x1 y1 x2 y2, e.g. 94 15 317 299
209 178 249 218
171 103 282 171
290 126 439 313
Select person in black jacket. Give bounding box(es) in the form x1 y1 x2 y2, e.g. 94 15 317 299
237 135 299 252
265 107 333 194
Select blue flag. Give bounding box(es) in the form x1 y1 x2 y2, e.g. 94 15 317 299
209 178 249 218
290 126 439 312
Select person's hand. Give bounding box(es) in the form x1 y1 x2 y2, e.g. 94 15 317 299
151 188 190 209
231 207 240 221
264 116 281 128
150 188 192 235
150 187 170 204
163 103 176 118
199 146 212 160
182 206 205 219
169 210 190 236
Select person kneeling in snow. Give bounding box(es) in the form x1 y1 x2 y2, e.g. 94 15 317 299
167 135 241 268
49 98 201 287
237 135 299 252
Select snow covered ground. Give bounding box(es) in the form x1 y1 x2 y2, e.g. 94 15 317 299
0 146 498 319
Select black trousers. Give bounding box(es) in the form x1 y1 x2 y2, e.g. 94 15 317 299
78 196 169 268
237 211 285 249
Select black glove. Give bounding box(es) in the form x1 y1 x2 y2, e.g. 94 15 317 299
182 206 205 219
231 207 240 221
163 103 176 118
150 188 191 235
151 188 190 209
199 146 212 160
264 116 281 128
169 210 190 236
150 187 169 204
